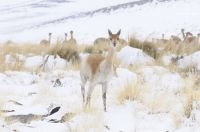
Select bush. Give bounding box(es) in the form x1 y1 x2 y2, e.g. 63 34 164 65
83 45 103 54
129 37 158 59
49 44 80 63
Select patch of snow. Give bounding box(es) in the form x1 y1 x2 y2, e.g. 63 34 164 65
3 71 39 85
117 46 154 67
24 55 67 71
24 55 43 70
0 0 200 44
42 55 67 72
177 51 200 71
105 102 136 132
161 54 177 66
138 66 184 92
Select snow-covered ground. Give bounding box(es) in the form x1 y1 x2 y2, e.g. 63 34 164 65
0 0 200 44
1 46 200 131
1 0 200 132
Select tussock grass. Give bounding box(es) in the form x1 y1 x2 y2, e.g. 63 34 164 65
0 43 51 71
129 36 200 62
180 74 200 118
0 36 199 75
83 45 99 54
117 80 145 104
70 112 104 132
0 54 24 72
0 42 82 71
129 37 158 59
117 80 178 114
81 44 108 54
0 44 50 55
49 43 80 63
163 42 200 55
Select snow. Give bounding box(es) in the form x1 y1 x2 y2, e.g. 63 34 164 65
138 66 184 92
0 0 200 43
161 54 177 66
24 55 43 70
0 53 193 131
0 0 200 131
117 46 154 67
177 51 200 71
0 63 198 131
105 102 136 132
24 55 67 71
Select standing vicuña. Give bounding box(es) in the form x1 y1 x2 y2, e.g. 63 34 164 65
40 32 52 46
68 30 77 44
80 29 121 111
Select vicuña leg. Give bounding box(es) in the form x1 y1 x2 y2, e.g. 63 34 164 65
85 82 96 108
102 82 107 112
81 76 87 104
81 84 85 104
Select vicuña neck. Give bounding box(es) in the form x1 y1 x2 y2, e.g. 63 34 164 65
49 35 51 44
105 46 115 65
182 30 186 40
71 34 73 39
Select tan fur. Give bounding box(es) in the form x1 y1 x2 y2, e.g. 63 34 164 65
186 36 196 43
181 29 197 43
40 33 52 45
63 33 68 44
94 34 127 50
80 29 122 111
86 54 105 75
170 35 181 44
94 37 110 45
68 30 77 44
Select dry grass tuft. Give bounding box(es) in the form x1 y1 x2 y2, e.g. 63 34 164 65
49 43 80 63
70 112 104 132
0 44 50 55
180 74 200 118
163 42 200 55
129 36 200 64
82 44 108 54
117 81 145 104
129 37 158 59
0 44 51 71
0 54 24 72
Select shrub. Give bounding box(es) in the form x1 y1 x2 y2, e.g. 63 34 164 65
129 37 158 59
83 45 104 54
49 44 80 63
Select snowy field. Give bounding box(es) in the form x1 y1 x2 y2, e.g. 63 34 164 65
1 0 200 132
0 0 200 43
1 45 200 131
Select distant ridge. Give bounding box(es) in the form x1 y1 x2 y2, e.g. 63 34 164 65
28 0 172 30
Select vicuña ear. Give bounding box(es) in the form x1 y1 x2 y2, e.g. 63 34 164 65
108 29 112 36
117 29 121 36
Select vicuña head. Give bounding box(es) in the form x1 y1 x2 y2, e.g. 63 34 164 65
64 33 68 40
63 33 68 44
94 29 127 51
182 28 196 44
80 29 121 112
70 30 74 38
108 29 121 47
